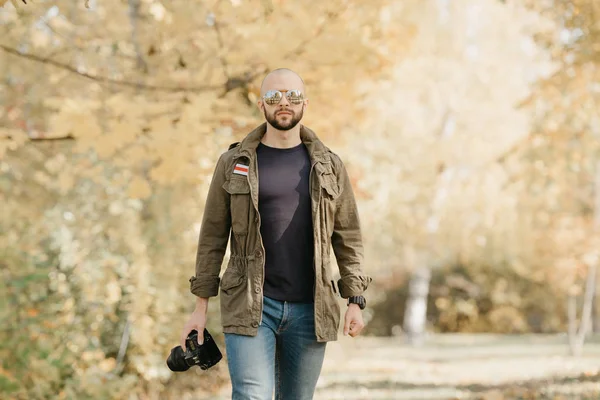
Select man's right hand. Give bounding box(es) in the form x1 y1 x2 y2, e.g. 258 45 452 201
180 310 207 352
180 307 208 352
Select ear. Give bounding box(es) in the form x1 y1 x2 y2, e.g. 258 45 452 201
257 100 265 112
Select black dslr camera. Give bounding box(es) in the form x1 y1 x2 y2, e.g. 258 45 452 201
166 328 222 371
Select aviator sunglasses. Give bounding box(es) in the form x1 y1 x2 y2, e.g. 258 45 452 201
262 89 305 106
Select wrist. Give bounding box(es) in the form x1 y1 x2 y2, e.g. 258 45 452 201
194 297 209 314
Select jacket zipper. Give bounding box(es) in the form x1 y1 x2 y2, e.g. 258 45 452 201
252 155 266 327
309 160 318 337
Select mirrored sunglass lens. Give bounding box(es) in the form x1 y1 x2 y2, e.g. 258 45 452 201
264 91 282 105
287 90 303 104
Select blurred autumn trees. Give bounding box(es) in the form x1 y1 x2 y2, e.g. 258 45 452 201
1 0 600 398
351 0 552 342
357 0 600 341
0 0 390 397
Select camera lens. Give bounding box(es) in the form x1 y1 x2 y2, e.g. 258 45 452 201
166 346 191 372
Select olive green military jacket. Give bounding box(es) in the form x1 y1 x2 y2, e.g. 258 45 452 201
189 123 372 342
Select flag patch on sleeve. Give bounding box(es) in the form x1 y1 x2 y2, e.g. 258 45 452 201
233 163 249 176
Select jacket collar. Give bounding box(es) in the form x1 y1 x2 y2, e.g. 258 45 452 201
236 122 330 163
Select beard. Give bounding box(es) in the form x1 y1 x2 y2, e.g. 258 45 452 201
264 107 304 131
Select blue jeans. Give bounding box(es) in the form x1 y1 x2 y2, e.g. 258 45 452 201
224 295 327 400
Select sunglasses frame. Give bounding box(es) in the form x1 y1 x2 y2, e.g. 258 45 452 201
262 89 306 106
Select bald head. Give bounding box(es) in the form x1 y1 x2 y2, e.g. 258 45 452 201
260 68 306 97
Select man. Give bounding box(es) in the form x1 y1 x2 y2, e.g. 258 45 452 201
180 68 372 400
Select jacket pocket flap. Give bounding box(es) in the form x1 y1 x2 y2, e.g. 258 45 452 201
315 162 333 175
321 176 340 199
224 177 250 194
220 269 245 291
323 184 339 199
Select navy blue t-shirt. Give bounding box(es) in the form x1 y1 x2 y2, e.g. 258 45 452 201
256 141 315 303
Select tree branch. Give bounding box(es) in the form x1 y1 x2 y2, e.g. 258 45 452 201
2 132 74 141
495 134 533 165
212 15 230 81
0 44 221 93
28 135 75 141
282 10 342 60
128 0 148 73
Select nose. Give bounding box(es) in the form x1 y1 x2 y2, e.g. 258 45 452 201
278 95 290 107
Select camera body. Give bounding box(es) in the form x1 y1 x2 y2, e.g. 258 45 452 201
166 328 222 371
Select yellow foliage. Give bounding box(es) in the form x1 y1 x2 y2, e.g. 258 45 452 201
1 0 600 398
487 306 529 334
128 176 152 199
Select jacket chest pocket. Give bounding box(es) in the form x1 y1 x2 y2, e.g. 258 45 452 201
321 175 340 201
223 177 251 235
316 162 340 201
316 163 340 237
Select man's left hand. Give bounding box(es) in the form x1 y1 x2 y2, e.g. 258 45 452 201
343 304 365 337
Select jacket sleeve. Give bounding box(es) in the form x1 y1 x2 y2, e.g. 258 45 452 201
331 155 373 298
189 153 231 298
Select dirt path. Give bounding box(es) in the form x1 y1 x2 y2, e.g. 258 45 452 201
210 334 600 399
315 334 600 399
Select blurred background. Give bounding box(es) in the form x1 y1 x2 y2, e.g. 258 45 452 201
1 0 600 399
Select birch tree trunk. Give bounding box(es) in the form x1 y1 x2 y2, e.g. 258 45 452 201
568 161 600 356
569 264 597 356
402 119 455 345
403 266 432 346
593 294 600 333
